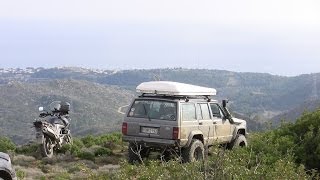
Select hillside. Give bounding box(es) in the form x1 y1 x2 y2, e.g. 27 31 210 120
5 67 319 118
0 79 134 144
1 67 320 143
2 68 320 113
95 68 320 117
271 99 320 125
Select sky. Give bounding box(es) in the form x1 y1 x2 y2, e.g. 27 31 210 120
0 0 319 76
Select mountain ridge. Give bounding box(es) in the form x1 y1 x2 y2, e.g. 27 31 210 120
1 67 320 144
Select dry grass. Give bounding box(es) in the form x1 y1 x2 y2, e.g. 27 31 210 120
12 154 120 179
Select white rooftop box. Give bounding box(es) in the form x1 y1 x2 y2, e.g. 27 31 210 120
136 81 217 96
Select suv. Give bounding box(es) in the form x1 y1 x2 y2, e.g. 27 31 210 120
122 81 247 163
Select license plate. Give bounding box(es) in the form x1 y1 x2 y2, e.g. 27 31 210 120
141 127 159 134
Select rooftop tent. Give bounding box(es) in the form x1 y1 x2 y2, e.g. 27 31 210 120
136 81 217 96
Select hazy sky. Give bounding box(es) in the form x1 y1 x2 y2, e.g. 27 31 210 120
0 0 319 76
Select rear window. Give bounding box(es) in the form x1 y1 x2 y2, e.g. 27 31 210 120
128 100 177 121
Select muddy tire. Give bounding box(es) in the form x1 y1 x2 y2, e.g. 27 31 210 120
230 134 247 149
41 136 54 158
182 139 204 163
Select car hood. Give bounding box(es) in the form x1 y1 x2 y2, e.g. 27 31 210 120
232 117 247 126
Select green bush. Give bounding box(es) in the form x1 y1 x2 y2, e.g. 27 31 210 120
77 151 95 161
60 139 84 156
81 133 122 148
94 147 112 156
0 136 15 152
15 143 39 155
81 135 96 148
16 169 26 179
259 109 320 170
288 110 320 169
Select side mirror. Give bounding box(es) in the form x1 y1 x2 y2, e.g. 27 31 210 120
39 107 44 112
222 99 228 108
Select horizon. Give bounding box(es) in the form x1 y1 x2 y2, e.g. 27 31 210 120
1 66 319 77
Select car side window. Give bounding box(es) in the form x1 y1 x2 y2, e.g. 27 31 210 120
181 103 196 121
196 104 202 119
198 103 211 120
210 103 222 118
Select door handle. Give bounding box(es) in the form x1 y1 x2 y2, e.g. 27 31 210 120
213 121 217 124
199 122 203 125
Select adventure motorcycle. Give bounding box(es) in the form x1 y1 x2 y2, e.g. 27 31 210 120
33 101 72 158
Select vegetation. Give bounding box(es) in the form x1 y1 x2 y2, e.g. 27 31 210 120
2 109 319 179
12 133 124 179
0 136 16 152
112 110 320 179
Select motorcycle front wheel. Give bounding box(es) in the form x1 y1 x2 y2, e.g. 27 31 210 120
64 134 73 145
41 136 54 158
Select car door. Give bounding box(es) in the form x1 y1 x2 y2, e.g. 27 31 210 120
179 102 199 143
209 103 232 143
196 103 215 145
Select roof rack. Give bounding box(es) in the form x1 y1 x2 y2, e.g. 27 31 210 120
136 81 217 96
138 93 214 102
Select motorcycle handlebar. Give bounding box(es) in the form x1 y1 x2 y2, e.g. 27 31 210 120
39 111 68 118
39 112 51 118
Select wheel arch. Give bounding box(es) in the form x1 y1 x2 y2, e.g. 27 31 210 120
185 130 204 147
232 127 246 139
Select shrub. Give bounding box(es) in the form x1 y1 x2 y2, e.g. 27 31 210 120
81 135 96 148
94 147 112 157
16 169 26 179
15 143 39 156
77 151 95 161
80 133 123 148
0 136 15 152
13 155 37 167
49 172 71 180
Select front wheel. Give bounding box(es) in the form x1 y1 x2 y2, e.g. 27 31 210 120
182 139 204 163
41 136 54 158
64 134 73 145
230 134 247 149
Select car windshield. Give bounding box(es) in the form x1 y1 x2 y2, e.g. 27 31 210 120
128 100 177 121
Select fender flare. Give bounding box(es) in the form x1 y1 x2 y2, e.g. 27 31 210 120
232 127 246 140
185 130 204 147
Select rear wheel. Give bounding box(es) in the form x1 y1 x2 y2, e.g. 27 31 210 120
182 139 204 163
41 136 54 158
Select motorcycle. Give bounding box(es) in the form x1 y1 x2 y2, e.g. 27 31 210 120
33 101 72 158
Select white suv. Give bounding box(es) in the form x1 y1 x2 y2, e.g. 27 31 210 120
122 81 247 163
